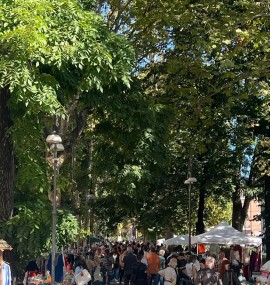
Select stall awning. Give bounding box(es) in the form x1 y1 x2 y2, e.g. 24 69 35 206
196 221 262 246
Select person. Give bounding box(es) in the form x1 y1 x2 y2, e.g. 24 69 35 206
119 248 127 284
86 259 95 279
158 250 166 285
95 248 102 262
199 259 205 271
131 251 148 285
231 251 242 277
185 253 192 265
166 252 178 267
219 252 228 281
146 246 160 285
222 260 241 285
254 260 270 284
100 248 114 285
194 256 221 285
194 256 200 272
176 256 191 285
123 247 137 285
93 258 104 285
219 260 228 281
25 261 39 277
185 255 197 282
143 245 149 259
177 253 187 270
250 247 261 276
112 248 120 282
23 261 39 285
72 256 89 285
158 258 177 285
133 244 139 256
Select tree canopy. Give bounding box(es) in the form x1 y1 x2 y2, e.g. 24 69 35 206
2 0 270 267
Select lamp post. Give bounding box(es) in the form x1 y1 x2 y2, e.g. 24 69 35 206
46 131 64 285
184 158 197 251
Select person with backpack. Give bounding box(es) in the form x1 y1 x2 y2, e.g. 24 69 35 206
100 249 114 285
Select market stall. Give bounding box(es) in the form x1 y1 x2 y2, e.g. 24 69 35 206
196 221 262 246
164 235 198 246
196 221 262 281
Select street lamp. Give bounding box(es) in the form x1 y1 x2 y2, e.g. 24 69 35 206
46 131 64 285
184 176 197 251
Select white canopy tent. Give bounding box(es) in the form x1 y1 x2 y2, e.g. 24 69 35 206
157 238 165 245
196 221 262 246
164 235 198 246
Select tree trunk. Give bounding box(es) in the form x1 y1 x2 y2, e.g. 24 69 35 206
196 164 207 234
0 87 15 221
264 175 270 260
231 155 253 231
88 140 95 234
231 186 251 231
165 227 174 239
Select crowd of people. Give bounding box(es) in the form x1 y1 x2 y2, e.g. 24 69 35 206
70 241 253 285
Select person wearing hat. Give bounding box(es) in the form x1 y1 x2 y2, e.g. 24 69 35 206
158 258 177 285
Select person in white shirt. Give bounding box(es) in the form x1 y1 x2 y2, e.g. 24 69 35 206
185 255 197 281
194 257 200 272
158 258 177 285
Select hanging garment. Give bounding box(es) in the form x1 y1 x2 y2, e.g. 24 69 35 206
47 253 65 282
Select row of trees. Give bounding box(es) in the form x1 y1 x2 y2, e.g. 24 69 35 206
1 0 270 270
92 0 270 252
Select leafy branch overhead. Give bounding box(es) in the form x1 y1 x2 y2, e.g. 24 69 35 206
0 0 137 259
2 0 270 264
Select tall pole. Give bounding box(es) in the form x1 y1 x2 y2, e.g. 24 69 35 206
0 251 3 285
188 158 192 252
250 203 253 235
46 131 64 285
188 182 192 251
184 158 196 252
51 150 57 285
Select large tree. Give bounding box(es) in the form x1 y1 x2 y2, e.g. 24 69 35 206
126 0 270 234
0 0 144 266
71 0 270 238
0 86 14 221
